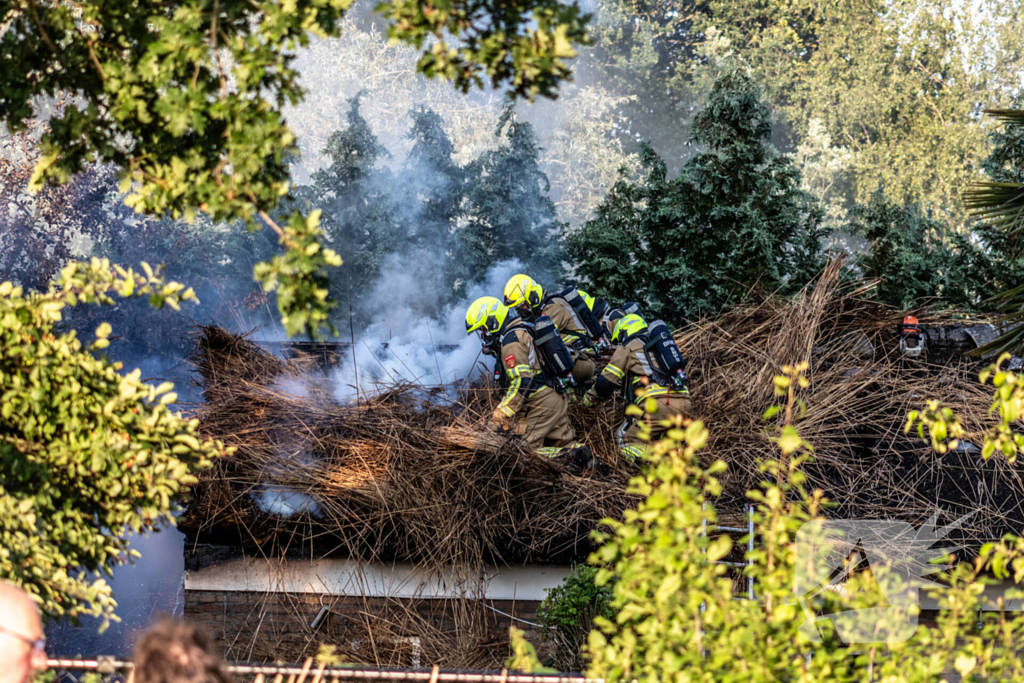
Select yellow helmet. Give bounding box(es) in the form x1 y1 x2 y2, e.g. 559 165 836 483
579 290 595 310
465 296 511 336
503 274 544 310
612 314 648 344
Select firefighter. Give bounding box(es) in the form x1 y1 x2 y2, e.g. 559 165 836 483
583 314 691 462
465 296 578 456
593 300 641 342
503 274 599 388
900 315 925 358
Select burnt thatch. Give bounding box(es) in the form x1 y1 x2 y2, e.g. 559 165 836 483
181 326 636 567
182 262 1024 565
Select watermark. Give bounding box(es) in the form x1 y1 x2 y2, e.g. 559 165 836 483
794 512 975 644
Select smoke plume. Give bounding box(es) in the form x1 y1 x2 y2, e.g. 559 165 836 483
331 258 527 401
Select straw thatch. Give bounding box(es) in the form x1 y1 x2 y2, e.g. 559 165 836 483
183 260 1024 565
182 325 637 567
679 259 1022 544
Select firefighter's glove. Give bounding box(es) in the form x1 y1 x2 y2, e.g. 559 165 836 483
489 409 513 433
582 394 594 408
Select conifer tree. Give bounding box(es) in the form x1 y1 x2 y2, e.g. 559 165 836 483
455 108 566 290
402 107 466 307
568 70 826 324
847 189 1015 311
297 96 403 316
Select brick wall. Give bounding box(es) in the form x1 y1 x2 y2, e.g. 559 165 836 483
185 589 545 667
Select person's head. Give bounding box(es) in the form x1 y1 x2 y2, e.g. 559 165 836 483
502 274 544 316
0 582 46 683
465 296 515 344
133 617 231 683
611 314 648 345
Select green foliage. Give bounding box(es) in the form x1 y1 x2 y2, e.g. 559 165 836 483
585 0 1024 223
253 210 342 338
968 108 1024 356
506 626 556 673
699 0 1024 223
538 565 615 634
848 188 1020 311
379 0 590 100
585 362 1024 683
453 106 567 290
904 353 1024 462
537 564 616 670
579 0 707 172
568 70 826 323
979 355 1024 462
1 0 591 338
0 259 223 626
292 95 404 319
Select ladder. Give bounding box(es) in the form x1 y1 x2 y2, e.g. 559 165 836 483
702 503 756 602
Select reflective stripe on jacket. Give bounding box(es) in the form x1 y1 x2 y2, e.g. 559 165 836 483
584 337 689 404
542 298 592 350
496 322 549 417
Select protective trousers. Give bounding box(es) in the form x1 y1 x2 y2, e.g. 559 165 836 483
617 395 692 461
513 387 575 449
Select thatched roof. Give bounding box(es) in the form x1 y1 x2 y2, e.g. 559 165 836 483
181 262 1024 565
679 261 1021 547
181 325 636 567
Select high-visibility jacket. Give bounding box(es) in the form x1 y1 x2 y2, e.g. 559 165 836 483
494 320 552 418
584 336 689 405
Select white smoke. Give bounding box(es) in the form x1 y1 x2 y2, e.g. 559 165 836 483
271 374 312 398
331 257 527 402
252 375 326 518
254 486 322 518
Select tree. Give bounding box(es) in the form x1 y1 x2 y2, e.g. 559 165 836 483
965 108 1024 355
568 70 826 324
0 126 110 291
697 0 1024 224
402 106 467 308
584 0 1024 225
285 20 638 230
289 95 402 321
1 0 591 336
848 188 1019 311
454 108 566 289
0 260 223 624
576 0 706 172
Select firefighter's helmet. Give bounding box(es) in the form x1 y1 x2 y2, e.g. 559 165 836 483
466 297 511 337
612 314 648 344
503 274 544 310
